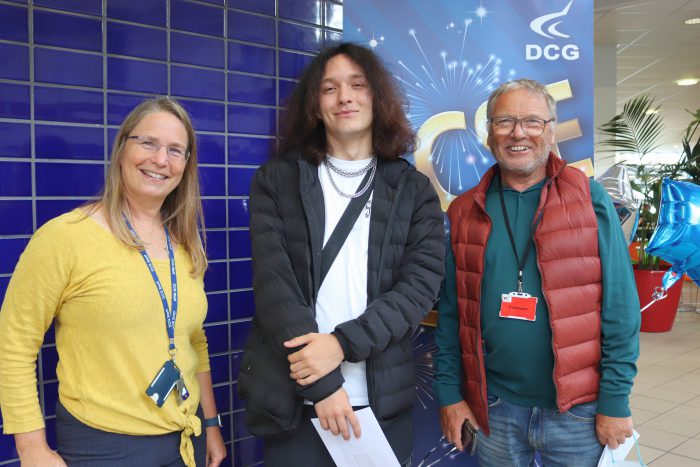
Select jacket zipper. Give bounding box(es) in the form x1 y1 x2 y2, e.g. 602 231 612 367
367 169 409 408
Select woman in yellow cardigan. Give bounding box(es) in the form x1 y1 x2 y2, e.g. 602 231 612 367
0 98 226 466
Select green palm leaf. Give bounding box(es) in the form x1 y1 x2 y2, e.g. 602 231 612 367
598 95 664 158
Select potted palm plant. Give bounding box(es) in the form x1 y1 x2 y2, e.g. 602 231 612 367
597 95 683 331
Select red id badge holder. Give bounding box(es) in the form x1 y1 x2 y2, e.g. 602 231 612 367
499 292 538 321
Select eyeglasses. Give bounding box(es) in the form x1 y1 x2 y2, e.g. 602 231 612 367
127 135 189 161
489 117 555 136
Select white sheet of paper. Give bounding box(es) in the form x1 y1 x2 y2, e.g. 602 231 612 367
597 430 640 467
311 407 401 467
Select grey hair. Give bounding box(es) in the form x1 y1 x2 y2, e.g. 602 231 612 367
486 79 557 122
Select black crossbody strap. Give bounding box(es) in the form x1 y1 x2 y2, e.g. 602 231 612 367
319 169 375 286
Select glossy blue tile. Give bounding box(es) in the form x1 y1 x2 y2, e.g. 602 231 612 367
171 32 224 69
228 42 274 76
228 74 275 106
34 48 102 88
232 431 264 465
35 162 104 196
230 289 254 319
199 166 226 196
35 87 103 124
326 30 342 44
227 10 275 45
229 0 274 15
204 323 228 354
35 125 104 161
230 320 251 350
0 432 19 462
0 201 33 235
44 322 56 345
279 21 322 53
41 346 58 380
0 162 31 196
0 278 10 311
228 167 256 196
171 0 223 37
45 417 57 450
171 66 225 101
227 105 275 136
0 238 29 274
205 291 228 323
279 0 321 25
326 2 343 29
0 83 30 120
232 410 250 439
43 381 59 417
204 229 225 261
197 134 225 165
228 136 272 165
0 4 27 42
279 50 314 79
204 260 227 291
231 351 242 380
179 99 225 133
227 198 250 228
0 43 28 81
34 10 101 52
229 259 252 289
202 198 226 228
107 0 166 27
210 354 229 384
228 230 250 259
279 79 297 106
199 0 223 4
107 21 166 61
36 199 84 228
213 383 229 414
35 0 101 15
108 57 167 94
107 93 148 125
0 122 31 157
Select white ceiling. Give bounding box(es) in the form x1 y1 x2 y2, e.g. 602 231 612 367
595 0 700 157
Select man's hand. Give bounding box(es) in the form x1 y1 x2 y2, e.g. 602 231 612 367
204 426 227 466
596 414 634 449
439 400 480 452
284 333 344 385
314 388 361 441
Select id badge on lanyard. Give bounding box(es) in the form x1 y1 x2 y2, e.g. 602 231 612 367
123 215 190 407
496 174 544 322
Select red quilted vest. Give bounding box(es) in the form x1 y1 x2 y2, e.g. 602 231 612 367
446 154 602 435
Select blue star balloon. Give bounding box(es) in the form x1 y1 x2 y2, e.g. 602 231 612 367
645 178 700 290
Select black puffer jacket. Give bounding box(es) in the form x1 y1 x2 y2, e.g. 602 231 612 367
238 151 445 435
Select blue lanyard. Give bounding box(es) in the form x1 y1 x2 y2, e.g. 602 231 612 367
123 215 178 355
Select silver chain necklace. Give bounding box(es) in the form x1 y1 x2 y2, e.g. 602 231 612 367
323 156 377 199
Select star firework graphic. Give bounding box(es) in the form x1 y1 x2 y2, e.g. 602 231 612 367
394 14 515 196
411 325 437 410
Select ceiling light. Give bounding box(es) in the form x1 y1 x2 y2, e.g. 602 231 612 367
684 17 700 25
676 78 699 86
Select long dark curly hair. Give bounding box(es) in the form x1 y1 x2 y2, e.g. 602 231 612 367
279 42 415 164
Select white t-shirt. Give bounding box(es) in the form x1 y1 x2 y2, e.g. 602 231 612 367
314 155 374 406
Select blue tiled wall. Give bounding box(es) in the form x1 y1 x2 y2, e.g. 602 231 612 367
0 1 342 465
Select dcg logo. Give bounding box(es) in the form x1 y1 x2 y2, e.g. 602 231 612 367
526 44 580 61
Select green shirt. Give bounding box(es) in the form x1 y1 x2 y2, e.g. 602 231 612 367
433 175 640 417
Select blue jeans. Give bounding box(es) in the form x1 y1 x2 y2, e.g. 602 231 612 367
477 393 603 467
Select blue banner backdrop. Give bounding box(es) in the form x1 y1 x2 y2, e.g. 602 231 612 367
345 1 593 464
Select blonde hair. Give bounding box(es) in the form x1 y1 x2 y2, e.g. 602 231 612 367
91 97 207 277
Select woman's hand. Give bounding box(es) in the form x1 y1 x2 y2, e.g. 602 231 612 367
15 430 67 467
284 333 344 385
204 426 227 466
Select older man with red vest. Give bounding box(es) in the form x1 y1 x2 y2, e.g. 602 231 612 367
433 79 640 466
